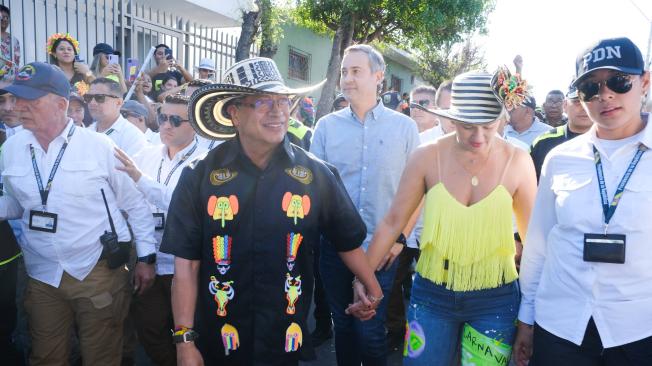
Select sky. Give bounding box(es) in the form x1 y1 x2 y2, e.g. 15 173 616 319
477 0 652 103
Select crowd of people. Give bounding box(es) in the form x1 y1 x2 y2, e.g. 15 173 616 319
1 3 652 365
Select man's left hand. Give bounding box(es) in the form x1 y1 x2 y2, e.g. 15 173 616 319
377 243 403 271
134 262 155 295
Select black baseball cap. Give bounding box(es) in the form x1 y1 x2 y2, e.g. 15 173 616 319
1 62 70 100
93 43 120 56
571 37 644 87
523 96 536 110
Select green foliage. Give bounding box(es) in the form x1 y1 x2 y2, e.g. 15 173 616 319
416 39 487 88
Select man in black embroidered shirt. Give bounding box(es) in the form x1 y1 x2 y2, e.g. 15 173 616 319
160 57 382 366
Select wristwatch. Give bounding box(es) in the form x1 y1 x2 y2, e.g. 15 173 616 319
396 233 407 246
137 253 156 264
172 328 199 344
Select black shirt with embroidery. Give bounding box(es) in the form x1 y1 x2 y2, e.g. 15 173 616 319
160 136 366 365
530 124 581 181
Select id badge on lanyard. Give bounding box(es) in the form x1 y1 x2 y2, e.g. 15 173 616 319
583 144 646 264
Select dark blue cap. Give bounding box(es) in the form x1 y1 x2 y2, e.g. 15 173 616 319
381 91 401 110
572 37 644 87
93 43 120 56
1 62 71 100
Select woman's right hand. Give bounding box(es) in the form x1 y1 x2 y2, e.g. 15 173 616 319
512 321 534 366
73 62 90 76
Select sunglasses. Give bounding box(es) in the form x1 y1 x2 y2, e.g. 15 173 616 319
577 73 634 102
236 97 291 113
157 113 189 127
83 93 119 104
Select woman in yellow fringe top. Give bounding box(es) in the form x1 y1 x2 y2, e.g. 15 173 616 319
355 70 537 365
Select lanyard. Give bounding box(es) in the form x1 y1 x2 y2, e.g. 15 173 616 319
104 128 115 136
593 144 646 231
208 140 216 150
30 125 76 208
157 140 198 186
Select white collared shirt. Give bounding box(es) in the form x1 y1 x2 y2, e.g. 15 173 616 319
144 128 161 145
89 115 148 156
197 135 225 151
0 120 156 287
519 115 652 347
133 139 208 275
418 124 444 145
504 117 552 146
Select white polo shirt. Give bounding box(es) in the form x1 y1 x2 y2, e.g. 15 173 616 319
90 114 148 156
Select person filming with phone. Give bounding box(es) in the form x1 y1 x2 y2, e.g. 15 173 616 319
90 43 128 94
148 44 192 100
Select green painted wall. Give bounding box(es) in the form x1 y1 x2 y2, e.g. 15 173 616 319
273 23 332 101
273 23 419 102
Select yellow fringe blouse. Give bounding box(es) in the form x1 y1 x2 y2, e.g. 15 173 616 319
415 183 518 291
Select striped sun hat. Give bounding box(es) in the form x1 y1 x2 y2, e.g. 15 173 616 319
427 71 503 124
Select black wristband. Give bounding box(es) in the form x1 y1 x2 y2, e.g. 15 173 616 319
137 253 156 264
396 233 407 246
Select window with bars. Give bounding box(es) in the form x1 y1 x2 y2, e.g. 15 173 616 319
390 75 402 94
288 47 311 82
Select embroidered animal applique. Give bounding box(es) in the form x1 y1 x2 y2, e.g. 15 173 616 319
207 195 239 228
213 235 232 275
284 322 303 352
208 276 234 317
286 233 303 271
284 273 302 315
221 323 240 355
281 192 310 225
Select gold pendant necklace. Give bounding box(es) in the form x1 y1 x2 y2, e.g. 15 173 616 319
456 143 492 187
471 176 479 186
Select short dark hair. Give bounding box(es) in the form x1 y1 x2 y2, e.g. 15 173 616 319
410 85 437 99
162 74 178 86
546 90 565 99
90 77 122 97
164 93 190 106
435 80 453 108
155 44 170 51
0 5 10 16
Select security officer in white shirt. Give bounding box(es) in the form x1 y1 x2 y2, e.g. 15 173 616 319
114 94 207 365
87 77 148 156
514 37 652 366
0 62 157 365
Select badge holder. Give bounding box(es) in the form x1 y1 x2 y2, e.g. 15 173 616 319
583 232 626 264
153 212 165 230
29 209 58 233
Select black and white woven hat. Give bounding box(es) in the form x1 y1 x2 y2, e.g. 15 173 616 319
189 57 326 139
426 72 504 124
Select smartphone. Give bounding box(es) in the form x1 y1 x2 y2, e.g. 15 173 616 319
126 58 139 82
165 48 173 61
74 54 85 63
108 54 119 65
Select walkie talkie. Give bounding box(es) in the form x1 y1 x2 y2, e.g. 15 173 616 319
99 188 128 269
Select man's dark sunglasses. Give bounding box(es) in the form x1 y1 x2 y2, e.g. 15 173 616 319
410 99 432 111
157 113 189 127
577 73 634 102
83 93 119 103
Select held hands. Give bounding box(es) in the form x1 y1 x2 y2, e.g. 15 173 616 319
115 147 143 183
345 278 383 321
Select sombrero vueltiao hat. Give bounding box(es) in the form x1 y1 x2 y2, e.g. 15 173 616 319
189 57 326 139
426 68 529 124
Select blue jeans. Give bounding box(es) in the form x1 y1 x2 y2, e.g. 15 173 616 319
319 239 398 366
404 274 520 366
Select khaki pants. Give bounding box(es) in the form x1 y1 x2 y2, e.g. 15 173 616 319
24 260 131 366
132 274 176 366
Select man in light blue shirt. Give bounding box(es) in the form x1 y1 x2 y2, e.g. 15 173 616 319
310 44 419 365
504 96 552 146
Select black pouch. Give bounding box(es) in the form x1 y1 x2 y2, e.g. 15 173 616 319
583 233 626 264
100 231 130 269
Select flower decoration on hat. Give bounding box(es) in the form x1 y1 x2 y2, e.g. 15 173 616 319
47 33 80 55
491 66 529 111
73 80 89 96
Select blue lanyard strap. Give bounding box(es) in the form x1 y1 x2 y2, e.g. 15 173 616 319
30 125 76 208
156 140 198 186
105 128 115 136
593 143 647 227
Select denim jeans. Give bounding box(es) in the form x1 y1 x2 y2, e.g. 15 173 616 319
404 274 520 366
319 239 398 366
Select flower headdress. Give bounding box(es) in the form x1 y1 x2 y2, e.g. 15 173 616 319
46 33 80 55
490 66 530 111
